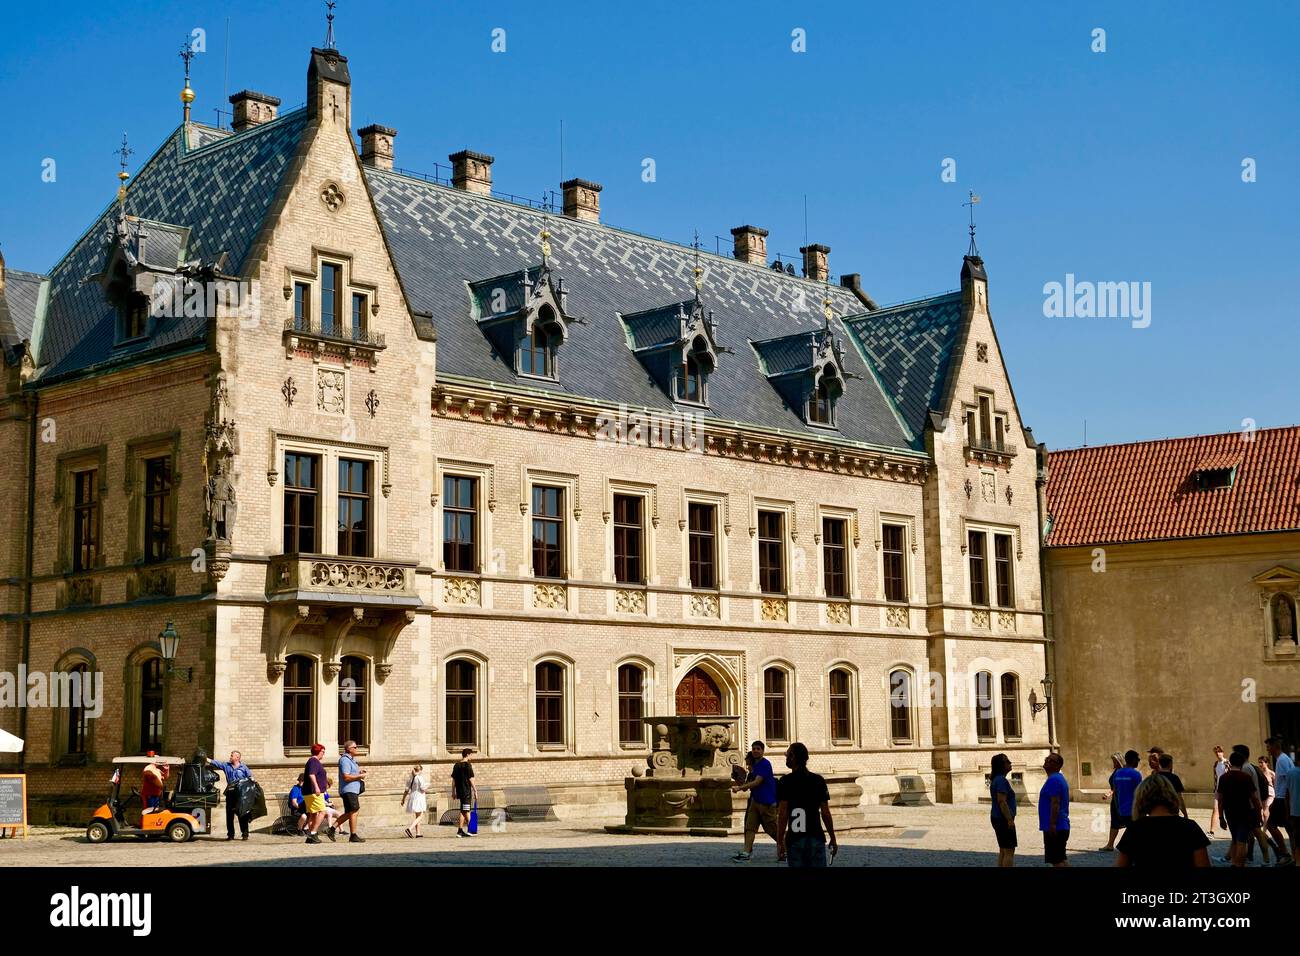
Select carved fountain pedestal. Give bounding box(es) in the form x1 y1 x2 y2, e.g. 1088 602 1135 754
606 716 746 836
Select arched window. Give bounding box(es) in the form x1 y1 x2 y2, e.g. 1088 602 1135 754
446 659 479 750
283 655 315 749
975 670 996 741
1000 673 1021 741
338 656 368 747
829 668 853 743
140 657 164 753
889 669 913 744
675 338 713 405
808 373 837 425
520 313 558 378
536 661 567 747
763 667 789 743
65 663 90 756
618 663 646 747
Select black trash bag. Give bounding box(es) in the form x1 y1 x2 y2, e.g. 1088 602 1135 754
234 779 268 820
179 752 220 797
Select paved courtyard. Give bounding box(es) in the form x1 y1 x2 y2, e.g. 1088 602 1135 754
0 803 1254 867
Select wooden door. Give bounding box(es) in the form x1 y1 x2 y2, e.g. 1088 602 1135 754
675 667 723 716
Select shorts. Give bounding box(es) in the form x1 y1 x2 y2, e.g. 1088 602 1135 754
785 834 828 868
1114 814 1133 830
992 818 1017 849
341 792 361 814
1227 820 1255 845
745 801 779 839
303 793 326 814
1042 829 1069 865
457 794 473 812
1267 801 1290 829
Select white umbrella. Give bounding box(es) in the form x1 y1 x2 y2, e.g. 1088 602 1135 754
0 729 24 753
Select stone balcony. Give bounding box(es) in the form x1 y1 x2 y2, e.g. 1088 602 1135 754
964 436 1018 464
267 555 420 607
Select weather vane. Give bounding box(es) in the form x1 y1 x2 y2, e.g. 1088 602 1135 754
964 189 981 257
324 1 337 49
179 37 197 122
115 133 134 205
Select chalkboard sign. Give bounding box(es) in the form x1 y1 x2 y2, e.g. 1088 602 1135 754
0 774 28 837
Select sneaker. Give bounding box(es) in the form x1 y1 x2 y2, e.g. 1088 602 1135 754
241 833 249 841
325 827 337 843
306 834 321 844
465 830 477 837
349 833 366 843
455 829 467 838
731 851 752 862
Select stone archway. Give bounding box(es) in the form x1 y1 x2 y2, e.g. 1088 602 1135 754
675 667 723 716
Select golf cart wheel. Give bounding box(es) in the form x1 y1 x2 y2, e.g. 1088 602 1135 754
86 820 111 844
166 820 193 843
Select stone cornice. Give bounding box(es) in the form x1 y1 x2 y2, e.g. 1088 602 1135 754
431 381 931 484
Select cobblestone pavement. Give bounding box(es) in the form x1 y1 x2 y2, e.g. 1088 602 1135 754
0 803 1256 867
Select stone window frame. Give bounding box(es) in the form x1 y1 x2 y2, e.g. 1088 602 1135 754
611 655 655 752
974 669 998 743
122 641 164 755
282 651 320 757
878 513 915 605
122 432 182 566
52 647 99 765
529 653 577 756
759 658 797 747
283 247 380 348
604 479 657 588
53 445 109 576
336 654 372 752
671 338 714 408
269 433 389 560
815 504 857 612
436 458 496 576
751 497 796 598
965 521 1018 611
442 651 489 755
885 665 918 748
825 661 859 748
521 468 580 603
962 387 1012 454
680 488 729 592
999 672 1023 743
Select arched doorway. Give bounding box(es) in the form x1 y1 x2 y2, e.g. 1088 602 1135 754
676 667 723 716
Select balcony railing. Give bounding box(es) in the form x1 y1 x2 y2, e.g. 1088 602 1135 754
965 436 1018 458
268 555 416 598
284 317 386 350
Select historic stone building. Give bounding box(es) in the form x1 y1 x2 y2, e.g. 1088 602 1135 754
0 41 1051 820
1045 426 1300 798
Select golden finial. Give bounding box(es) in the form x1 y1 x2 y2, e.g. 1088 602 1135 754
692 229 704 294
116 133 133 205
822 287 834 325
179 38 197 123
539 224 552 264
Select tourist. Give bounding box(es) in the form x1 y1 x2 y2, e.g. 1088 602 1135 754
402 764 428 838
288 773 306 833
1038 753 1070 867
1103 750 1142 852
1146 746 1164 776
775 742 837 867
1115 774 1211 868
452 748 477 838
320 781 341 836
1208 745 1228 837
207 750 254 841
731 740 779 862
1100 753 1122 851
1287 753 1300 862
1233 744 1272 864
989 753 1017 867
140 759 168 813
1155 753 1188 818
1219 750 1265 868
303 743 329 845
338 740 367 843
1264 737 1294 864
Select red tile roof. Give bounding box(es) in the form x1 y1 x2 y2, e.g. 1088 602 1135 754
1046 426 1300 547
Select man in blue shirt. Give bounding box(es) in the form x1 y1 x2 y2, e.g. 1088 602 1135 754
338 739 367 843
730 740 778 862
207 750 254 841
989 753 1017 867
1105 749 1144 851
1038 752 1071 867
1265 737 1295 864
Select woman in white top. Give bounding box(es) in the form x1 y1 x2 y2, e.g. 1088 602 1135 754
402 764 428 838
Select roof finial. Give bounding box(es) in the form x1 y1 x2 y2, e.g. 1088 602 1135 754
692 229 704 296
539 214 552 267
179 37 197 123
964 189 981 258
324 1 338 50
822 280 834 328
115 133 134 206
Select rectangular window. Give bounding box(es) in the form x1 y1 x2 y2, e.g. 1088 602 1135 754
995 416 1006 451
294 282 310 331
617 666 645 747
143 456 173 563
757 510 785 594
531 485 564 578
337 657 367 747
337 458 372 557
968 530 988 606
351 292 367 342
688 502 717 590
994 533 1014 608
965 408 977 447
446 661 477 749
978 394 992 444
283 453 320 554
975 672 996 740
882 523 907 602
520 325 552 377
321 263 341 337
613 494 644 585
282 657 314 749
124 299 148 340
1000 674 1022 741
72 469 99 573
822 516 848 599
829 669 852 742
763 669 788 742
442 475 478 573
535 662 565 747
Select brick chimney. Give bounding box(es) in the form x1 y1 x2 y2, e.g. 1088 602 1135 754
561 178 603 223
358 125 397 170
800 244 830 282
228 90 281 132
449 149 494 195
730 225 769 265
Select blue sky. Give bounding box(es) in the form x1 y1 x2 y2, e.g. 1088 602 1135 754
1 1 1296 448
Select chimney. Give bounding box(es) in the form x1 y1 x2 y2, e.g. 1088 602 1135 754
228 90 281 132
839 273 879 311
561 178 603 223
307 47 351 129
358 125 397 170
730 225 769 265
449 149 494 195
800 244 830 282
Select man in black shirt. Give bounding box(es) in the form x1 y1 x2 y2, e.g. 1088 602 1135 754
1156 753 1188 818
451 748 477 838
776 742 837 867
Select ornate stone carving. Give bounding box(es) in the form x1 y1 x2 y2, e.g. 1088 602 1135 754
886 605 908 628
207 540 231 583
133 567 174 599
980 473 996 504
971 609 991 629
615 589 647 614
964 477 973 499
376 662 393 684
443 577 481 606
316 368 346 415
322 660 341 682
282 377 297 407
309 561 408 592
690 593 720 618
206 457 237 542
976 342 988 363
826 602 850 625
760 598 788 622
533 582 567 609
997 610 1017 631
68 577 96 607
267 659 287 683
1005 485 1014 505
320 181 346 212
365 389 379 419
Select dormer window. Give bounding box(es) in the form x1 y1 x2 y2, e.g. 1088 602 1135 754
623 299 721 407
676 352 706 404
120 293 149 342
471 265 576 382
752 325 851 429
808 371 838 426
520 320 558 378
1194 467 1235 491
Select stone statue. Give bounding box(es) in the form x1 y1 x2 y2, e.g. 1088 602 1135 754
206 457 237 542
1274 595 1296 643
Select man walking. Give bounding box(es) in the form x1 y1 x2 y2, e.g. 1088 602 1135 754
1233 744 1272 864
1219 750 1264 868
1264 736 1294 864
1155 753 1188 818
1038 752 1071 867
452 748 477 838
208 750 254 841
1103 750 1142 851
1208 745 1228 837
730 740 779 862
338 740 367 843
775 742 837 867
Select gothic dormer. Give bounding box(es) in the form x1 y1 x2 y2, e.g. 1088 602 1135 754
91 211 194 346
752 322 852 428
470 261 578 381
622 295 722 406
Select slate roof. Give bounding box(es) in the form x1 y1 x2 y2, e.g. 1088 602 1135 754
33 111 311 382
1 268 45 344
367 168 925 452
621 300 696 353
753 330 825 378
1045 427 1300 547
841 292 965 442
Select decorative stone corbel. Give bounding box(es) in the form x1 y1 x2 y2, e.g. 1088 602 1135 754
267 660 287 683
